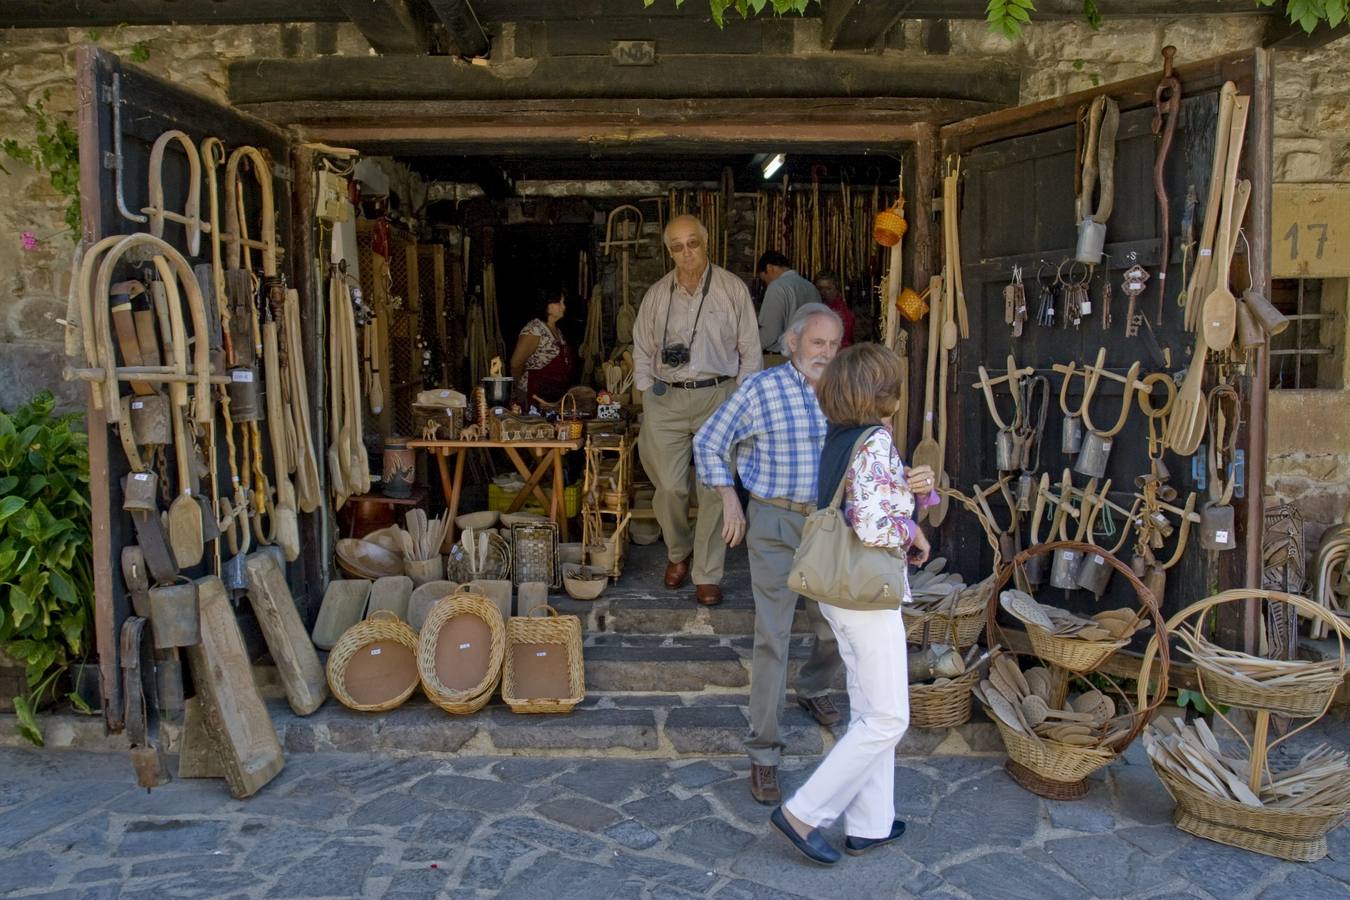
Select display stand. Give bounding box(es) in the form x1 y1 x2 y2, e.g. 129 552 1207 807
581 433 633 579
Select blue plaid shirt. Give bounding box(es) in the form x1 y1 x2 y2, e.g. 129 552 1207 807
693 362 826 504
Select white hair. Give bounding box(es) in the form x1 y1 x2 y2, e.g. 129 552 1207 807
786 302 843 341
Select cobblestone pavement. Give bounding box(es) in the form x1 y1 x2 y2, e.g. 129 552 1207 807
1 746 1347 899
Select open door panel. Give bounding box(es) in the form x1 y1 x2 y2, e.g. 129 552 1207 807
75 46 314 730
936 50 1273 645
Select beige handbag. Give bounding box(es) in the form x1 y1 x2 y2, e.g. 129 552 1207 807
787 429 907 611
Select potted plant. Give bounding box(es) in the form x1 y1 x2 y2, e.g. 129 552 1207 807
0 391 94 744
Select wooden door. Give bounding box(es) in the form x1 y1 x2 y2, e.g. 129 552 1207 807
936 51 1273 643
75 47 320 729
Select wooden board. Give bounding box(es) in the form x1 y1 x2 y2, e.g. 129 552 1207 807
184 575 284 799
1272 184 1350 278
244 552 328 716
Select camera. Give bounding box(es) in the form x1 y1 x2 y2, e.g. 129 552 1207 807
661 343 691 367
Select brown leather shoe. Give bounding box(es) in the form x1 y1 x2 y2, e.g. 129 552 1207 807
797 694 842 727
750 764 781 805
695 584 723 606
664 555 692 589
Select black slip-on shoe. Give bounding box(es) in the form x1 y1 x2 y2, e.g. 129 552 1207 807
770 806 841 866
844 819 907 856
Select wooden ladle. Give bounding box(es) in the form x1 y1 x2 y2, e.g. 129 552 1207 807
1200 94 1250 352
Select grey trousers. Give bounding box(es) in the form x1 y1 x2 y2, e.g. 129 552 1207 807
744 499 843 767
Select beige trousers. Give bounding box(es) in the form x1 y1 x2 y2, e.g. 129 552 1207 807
637 380 736 585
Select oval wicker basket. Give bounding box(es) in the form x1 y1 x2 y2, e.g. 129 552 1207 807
909 667 980 729
992 716 1117 784
326 610 420 712
417 592 505 715
1024 622 1130 675
502 605 585 714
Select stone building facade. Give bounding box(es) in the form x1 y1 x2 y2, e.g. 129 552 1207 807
1 15 1347 538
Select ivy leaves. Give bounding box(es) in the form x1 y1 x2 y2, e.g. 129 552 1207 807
644 0 817 28
986 0 1036 40
0 91 81 238
0 392 92 745
1256 0 1348 32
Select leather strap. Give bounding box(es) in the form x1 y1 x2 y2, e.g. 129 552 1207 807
129 510 178 583
752 494 814 517
658 375 732 390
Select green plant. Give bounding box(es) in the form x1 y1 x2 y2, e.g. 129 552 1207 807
643 0 817 28
1176 688 1229 716
0 91 81 238
0 392 94 745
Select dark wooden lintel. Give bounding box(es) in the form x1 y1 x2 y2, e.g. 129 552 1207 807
228 54 1019 105
820 0 908 51
8 0 347 27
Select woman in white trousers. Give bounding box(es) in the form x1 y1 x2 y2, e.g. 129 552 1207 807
771 343 936 865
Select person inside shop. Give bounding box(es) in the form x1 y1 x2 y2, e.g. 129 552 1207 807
633 213 761 607
509 284 574 405
813 271 855 348
756 250 821 359
693 302 848 806
770 342 936 866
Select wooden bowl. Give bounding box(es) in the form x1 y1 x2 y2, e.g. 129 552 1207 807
362 525 406 557
563 564 607 600
408 580 460 631
455 510 500 531
336 538 403 580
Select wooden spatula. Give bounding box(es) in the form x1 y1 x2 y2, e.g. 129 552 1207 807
1200 95 1250 352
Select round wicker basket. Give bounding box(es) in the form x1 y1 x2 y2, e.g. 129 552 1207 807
904 578 991 650
873 201 908 247
1024 622 1129 675
909 668 980 729
326 610 420 712
417 592 505 715
992 716 1116 784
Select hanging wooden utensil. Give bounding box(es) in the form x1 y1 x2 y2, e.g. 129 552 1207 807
1200 95 1250 352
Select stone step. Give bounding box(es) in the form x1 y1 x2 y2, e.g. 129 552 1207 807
550 591 813 638
1 693 1000 761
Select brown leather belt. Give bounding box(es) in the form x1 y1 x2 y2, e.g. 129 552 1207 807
752 494 815 517
660 375 732 390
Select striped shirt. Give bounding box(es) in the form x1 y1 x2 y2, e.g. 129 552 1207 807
693 361 826 504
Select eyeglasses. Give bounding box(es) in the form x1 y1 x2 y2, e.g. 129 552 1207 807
667 238 703 254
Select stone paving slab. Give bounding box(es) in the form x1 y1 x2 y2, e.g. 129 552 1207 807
0 747 1346 899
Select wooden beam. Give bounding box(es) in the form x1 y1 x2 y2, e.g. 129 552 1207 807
427 0 491 58
336 0 435 54
820 0 907 51
8 0 347 27
236 97 993 154
229 54 1019 105
942 49 1256 153
840 0 1273 18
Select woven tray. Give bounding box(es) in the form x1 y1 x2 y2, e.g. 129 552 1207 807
909 668 980 729
512 522 559 589
326 610 420 712
502 605 584 714
417 591 505 715
1153 760 1349 862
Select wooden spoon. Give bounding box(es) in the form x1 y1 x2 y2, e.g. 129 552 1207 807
1200 95 1250 352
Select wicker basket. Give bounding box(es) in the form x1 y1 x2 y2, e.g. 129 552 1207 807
502 605 585 714
1153 762 1349 862
904 578 990 650
326 610 420 712
991 715 1116 785
417 592 505 715
512 522 559 588
873 200 908 247
910 668 980 729
1025 622 1130 675
557 392 584 442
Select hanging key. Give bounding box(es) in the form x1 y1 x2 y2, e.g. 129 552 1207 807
1100 275 1113 331
1121 264 1149 337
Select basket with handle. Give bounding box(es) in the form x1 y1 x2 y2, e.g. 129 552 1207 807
982 541 1171 797
903 576 990 650
417 591 505 715
873 198 908 247
556 391 584 442
502 604 585 714
326 610 420 712
1137 589 1350 861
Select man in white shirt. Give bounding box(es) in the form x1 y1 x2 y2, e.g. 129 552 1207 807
633 215 761 607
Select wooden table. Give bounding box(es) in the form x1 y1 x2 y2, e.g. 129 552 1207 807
409 438 583 541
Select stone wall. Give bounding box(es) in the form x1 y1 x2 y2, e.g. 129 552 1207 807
2 15 1348 536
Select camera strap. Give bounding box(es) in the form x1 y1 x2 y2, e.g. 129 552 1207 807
660 264 714 357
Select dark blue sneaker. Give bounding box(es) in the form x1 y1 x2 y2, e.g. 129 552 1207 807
844 819 907 856
770 806 841 866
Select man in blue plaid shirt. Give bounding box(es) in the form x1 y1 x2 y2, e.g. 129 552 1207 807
694 302 846 805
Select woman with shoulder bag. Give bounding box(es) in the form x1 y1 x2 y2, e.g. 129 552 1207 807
772 343 937 865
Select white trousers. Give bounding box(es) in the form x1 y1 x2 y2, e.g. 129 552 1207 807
784 604 909 840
